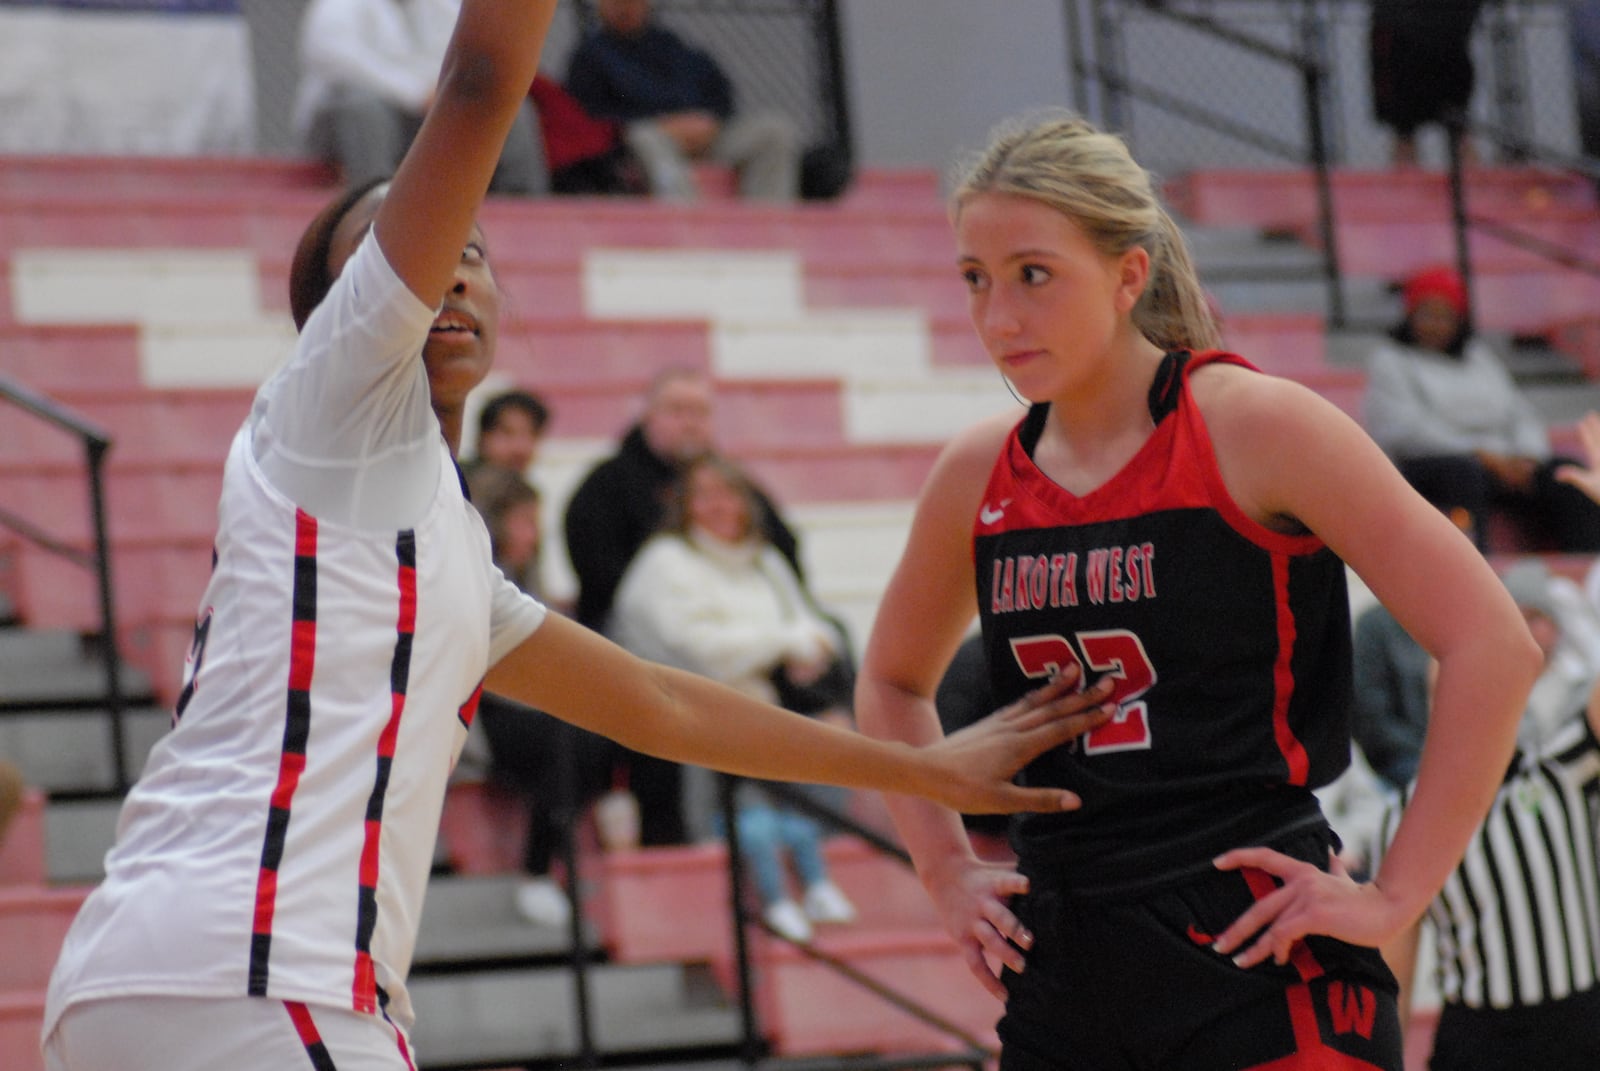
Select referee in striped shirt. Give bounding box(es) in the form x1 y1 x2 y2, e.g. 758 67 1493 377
1379 558 1600 1069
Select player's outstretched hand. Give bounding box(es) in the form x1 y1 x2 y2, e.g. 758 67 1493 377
922 669 1115 816
1210 847 1412 968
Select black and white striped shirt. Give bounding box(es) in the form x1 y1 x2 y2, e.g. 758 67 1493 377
1380 721 1600 1010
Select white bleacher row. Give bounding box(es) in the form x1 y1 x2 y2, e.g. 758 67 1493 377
13 245 1027 650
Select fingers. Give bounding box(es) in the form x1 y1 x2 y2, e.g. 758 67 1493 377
985 785 1082 815
1211 848 1317 967
957 938 1009 1001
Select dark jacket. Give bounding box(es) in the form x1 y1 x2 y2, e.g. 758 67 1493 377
565 22 734 124
563 425 799 631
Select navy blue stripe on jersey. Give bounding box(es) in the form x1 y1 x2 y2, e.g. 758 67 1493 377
286 1001 339 1071
353 529 416 1012
250 508 319 996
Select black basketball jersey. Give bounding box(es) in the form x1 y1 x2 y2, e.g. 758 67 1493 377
975 351 1353 894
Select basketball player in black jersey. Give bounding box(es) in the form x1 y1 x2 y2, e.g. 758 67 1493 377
856 111 1541 1070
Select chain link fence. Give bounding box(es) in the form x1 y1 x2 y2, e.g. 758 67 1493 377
1068 0 1583 179
242 0 848 159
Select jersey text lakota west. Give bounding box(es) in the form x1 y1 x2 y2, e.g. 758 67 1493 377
989 542 1155 614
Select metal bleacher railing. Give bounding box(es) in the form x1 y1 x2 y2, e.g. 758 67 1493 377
1068 0 1600 334
0 376 130 794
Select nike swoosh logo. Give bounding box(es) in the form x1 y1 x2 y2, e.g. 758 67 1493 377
1186 923 1214 946
979 500 1010 524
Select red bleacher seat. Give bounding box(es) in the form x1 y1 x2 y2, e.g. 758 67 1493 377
0 991 46 1071
0 886 89 992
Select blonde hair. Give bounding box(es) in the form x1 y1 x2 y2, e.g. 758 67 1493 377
951 110 1220 353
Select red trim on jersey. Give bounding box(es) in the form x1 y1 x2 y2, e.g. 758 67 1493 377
458 680 484 730
1269 553 1311 785
352 531 417 1013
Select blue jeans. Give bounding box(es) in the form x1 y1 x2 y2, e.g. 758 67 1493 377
718 803 829 906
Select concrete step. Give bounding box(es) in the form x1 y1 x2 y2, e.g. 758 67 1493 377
416 874 601 967
407 961 741 1069
0 707 168 795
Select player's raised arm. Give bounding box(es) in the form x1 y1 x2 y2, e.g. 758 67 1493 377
375 0 558 307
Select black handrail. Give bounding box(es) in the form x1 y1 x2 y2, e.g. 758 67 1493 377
1070 0 1346 326
0 374 129 792
717 775 991 1070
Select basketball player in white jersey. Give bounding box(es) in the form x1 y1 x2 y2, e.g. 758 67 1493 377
40 3 1117 1068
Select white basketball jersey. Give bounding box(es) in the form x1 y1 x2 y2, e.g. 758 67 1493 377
46 237 547 1037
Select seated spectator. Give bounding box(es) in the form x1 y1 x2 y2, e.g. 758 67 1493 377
462 463 596 928
467 388 551 482
563 369 804 846
1362 265 1600 551
294 0 548 194
564 0 800 201
610 454 857 942
1377 555 1600 1070
1349 601 1431 791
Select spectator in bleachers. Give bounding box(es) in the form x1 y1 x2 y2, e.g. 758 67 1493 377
294 0 549 194
1349 602 1431 792
610 453 857 942
1368 0 1484 166
465 387 551 483
564 367 800 635
1362 265 1600 551
564 0 800 201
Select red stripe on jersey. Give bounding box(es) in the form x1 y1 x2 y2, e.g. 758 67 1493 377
458 680 484 729
253 868 280 934
289 620 317 692
285 1001 338 1071
269 750 306 813
1269 553 1311 785
397 563 418 634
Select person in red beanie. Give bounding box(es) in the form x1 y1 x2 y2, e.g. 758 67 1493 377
1362 265 1600 551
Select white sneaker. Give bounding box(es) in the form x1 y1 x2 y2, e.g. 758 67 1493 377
802 880 857 924
764 899 813 942
514 877 572 929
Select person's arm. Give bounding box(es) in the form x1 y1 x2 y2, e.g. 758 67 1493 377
484 611 1112 816
374 0 559 309
1199 369 1540 965
854 413 1114 997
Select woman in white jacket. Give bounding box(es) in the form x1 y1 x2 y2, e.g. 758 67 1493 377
612 454 859 942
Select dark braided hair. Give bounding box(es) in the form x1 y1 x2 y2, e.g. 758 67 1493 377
288 177 389 331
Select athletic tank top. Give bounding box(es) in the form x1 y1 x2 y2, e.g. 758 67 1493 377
975 351 1352 894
